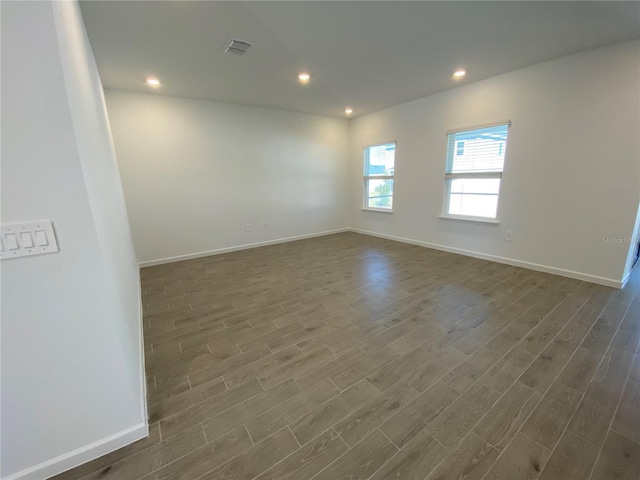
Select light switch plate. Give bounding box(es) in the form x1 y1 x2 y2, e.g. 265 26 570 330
1 220 59 260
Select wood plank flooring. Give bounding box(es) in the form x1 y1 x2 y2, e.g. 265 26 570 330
53 232 640 480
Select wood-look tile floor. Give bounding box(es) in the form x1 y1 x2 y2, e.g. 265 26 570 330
54 232 640 480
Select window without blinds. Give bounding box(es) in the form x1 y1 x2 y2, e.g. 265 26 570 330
443 123 510 219
363 142 395 210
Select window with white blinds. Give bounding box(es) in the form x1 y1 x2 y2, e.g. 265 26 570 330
363 142 395 210
443 123 510 220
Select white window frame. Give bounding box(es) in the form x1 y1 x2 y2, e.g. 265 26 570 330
362 141 396 213
441 121 510 224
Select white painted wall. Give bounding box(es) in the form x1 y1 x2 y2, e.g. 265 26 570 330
349 40 640 286
104 91 350 264
1 2 145 479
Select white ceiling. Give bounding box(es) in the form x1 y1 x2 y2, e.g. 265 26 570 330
79 1 640 118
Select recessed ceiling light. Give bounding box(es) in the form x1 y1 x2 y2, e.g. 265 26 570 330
345 107 353 115
453 69 466 79
298 72 311 84
146 77 161 87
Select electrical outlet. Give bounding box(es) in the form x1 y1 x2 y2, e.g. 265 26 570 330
244 224 251 232
263 222 270 230
505 230 513 242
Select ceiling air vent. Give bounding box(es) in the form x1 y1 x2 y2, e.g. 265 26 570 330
225 39 252 56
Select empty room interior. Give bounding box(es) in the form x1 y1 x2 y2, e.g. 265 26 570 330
3 1 640 479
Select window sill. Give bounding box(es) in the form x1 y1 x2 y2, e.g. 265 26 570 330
362 207 394 213
439 214 500 224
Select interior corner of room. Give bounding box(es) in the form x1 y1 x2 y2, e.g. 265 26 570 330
1 1 639 479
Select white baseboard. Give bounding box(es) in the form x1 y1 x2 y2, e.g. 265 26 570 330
3 423 148 480
138 226 624 287
138 228 350 267
351 228 624 288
